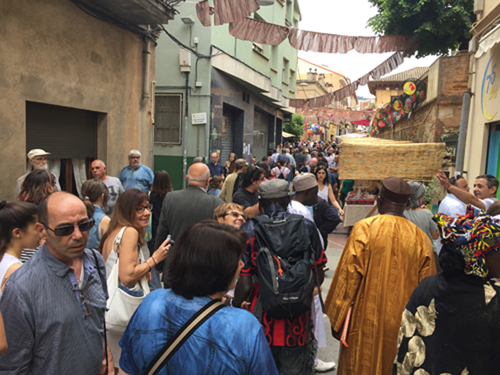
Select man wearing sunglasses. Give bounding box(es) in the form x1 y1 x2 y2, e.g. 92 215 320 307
0 192 113 374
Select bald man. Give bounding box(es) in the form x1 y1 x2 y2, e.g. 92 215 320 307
0 192 112 374
154 163 223 275
90 160 124 214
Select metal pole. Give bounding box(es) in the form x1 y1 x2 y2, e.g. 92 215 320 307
182 72 190 189
455 91 472 175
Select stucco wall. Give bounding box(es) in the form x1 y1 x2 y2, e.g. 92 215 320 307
375 89 403 107
1 0 154 198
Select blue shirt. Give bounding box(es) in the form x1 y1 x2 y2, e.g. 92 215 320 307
206 162 224 177
87 205 107 250
119 164 154 192
119 289 278 375
208 187 221 197
0 245 108 375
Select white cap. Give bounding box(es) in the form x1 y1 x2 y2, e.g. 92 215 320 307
27 149 51 159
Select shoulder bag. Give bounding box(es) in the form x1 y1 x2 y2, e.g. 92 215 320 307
106 227 151 334
143 299 225 375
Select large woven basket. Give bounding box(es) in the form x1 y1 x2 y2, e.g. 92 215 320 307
338 138 445 182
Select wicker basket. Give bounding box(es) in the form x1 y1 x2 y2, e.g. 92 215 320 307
338 139 445 182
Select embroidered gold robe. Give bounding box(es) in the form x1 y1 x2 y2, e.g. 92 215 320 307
325 215 436 375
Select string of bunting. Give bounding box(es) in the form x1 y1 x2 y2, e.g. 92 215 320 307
195 1 418 104
291 51 405 107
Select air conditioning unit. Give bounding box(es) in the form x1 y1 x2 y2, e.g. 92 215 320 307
474 0 484 14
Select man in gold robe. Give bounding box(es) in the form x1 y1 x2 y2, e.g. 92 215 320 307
325 176 436 375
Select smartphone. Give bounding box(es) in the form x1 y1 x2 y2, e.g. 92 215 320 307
167 234 175 246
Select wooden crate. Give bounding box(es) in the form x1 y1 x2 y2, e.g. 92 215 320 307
338 139 445 182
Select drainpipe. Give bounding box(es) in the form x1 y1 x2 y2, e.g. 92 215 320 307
182 72 190 189
140 33 151 108
455 91 472 176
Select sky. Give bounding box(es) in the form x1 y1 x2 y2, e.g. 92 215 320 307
298 0 440 98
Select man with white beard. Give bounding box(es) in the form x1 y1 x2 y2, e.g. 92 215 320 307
14 149 61 198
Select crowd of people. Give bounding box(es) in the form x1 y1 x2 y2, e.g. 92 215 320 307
0 140 499 375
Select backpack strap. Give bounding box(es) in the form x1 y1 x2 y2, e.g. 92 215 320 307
143 299 225 375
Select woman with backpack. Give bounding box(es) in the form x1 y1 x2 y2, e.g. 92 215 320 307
271 159 289 180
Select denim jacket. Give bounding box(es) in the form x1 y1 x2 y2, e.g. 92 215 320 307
119 289 278 375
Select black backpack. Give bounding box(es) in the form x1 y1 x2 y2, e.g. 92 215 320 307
252 214 316 319
277 169 286 180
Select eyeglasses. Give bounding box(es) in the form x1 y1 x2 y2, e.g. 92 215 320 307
136 204 152 214
224 211 247 221
42 219 95 237
78 289 91 319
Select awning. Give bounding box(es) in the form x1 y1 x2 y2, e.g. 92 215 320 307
475 23 500 59
351 119 371 126
282 131 296 138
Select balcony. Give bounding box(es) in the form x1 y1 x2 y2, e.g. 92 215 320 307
88 0 177 25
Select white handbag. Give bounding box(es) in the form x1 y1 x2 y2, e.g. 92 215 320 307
105 227 151 334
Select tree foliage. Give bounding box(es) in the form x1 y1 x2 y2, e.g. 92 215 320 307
367 0 475 57
283 114 305 137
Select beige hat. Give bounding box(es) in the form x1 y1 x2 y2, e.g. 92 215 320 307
27 149 51 159
293 173 318 192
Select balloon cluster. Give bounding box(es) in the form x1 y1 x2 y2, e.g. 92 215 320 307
369 80 426 136
304 122 324 135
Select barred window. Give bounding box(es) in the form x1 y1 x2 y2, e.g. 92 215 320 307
154 94 182 144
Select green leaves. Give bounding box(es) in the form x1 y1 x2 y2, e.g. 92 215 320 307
283 114 305 137
367 0 474 57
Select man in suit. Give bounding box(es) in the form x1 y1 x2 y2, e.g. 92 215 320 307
154 163 223 276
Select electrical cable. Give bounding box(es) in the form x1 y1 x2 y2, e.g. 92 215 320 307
159 24 215 59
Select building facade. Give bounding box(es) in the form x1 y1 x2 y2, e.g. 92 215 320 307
464 0 500 195
1 0 174 198
154 0 300 189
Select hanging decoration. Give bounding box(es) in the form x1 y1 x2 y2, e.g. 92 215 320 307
194 1 419 104
369 79 427 136
290 51 405 107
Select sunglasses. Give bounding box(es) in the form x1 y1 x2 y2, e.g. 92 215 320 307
224 211 247 221
42 218 95 237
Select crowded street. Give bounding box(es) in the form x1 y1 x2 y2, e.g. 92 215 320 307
2 0 500 374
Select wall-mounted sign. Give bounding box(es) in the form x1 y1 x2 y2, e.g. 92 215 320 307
481 55 498 121
192 112 207 125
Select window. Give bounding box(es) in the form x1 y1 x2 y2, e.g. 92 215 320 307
282 58 289 84
252 42 265 56
289 69 296 88
270 46 278 71
154 94 182 144
285 0 293 25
